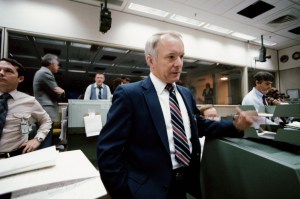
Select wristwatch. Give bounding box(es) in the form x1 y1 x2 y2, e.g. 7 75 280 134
35 137 44 143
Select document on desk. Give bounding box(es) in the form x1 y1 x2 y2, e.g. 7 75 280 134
83 113 103 137
0 146 57 178
0 150 104 198
257 131 276 139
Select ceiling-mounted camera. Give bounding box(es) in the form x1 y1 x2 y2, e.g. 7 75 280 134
99 0 111 34
255 35 271 62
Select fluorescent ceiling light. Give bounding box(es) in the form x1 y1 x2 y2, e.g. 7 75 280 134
102 47 129 54
71 42 91 49
231 32 256 40
34 38 65 45
68 70 86 73
195 60 215 65
170 14 204 27
69 59 90 64
253 39 277 46
184 58 197 63
128 3 169 17
220 76 228 81
204 24 232 34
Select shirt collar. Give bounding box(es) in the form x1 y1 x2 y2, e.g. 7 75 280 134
0 89 17 100
253 87 264 97
93 83 103 88
150 72 176 95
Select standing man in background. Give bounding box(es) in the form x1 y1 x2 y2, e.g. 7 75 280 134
33 53 65 148
202 83 213 104
97 32 254 199
0 58 51 157
84 72 112 100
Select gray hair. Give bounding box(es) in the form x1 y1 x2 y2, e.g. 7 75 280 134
144 32 182 62
41 53 59 67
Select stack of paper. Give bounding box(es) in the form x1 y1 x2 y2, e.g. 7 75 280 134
285 122 300 130
0 149 106 198
0 146 57 178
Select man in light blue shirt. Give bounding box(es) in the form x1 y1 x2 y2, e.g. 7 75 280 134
242 71 274 110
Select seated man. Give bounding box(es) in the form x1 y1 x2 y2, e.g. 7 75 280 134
0 58 52 158
199 104 219 158
199 104 219 121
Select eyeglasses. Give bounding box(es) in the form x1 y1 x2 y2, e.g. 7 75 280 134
204 115 220 121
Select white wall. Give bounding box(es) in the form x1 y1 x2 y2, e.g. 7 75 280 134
0 0 278 71
278 45 300 70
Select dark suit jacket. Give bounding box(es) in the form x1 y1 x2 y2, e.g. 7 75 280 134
97 77 240 199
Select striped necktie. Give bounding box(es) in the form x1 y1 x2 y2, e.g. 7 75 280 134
165 84 191 166
0 93 11 140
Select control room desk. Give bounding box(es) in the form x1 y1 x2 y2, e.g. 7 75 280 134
200 137 300 199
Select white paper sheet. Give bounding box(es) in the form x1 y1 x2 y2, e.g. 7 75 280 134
0 150 102 196
0 146 57 178
83 113 102 137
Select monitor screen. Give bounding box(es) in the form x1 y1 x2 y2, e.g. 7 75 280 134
287 89 299 99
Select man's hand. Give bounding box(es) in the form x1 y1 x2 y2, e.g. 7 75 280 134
233 107 255 132
54 86 65 95
19 138 41 154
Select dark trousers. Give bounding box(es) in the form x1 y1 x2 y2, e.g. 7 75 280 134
167 167 188 199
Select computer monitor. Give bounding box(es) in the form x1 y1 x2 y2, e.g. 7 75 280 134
287 89 299 99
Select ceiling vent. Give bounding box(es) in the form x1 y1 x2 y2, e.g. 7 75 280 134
237 1 274 19
267 15 297 25
289 26 300 35
263 7 300 29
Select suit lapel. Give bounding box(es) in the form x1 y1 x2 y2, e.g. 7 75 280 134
142 78 170 153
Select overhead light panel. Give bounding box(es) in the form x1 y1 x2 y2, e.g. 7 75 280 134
203 24 232 34
253 39 277 46
69 59 91 64
231 32 256 40
195 60 215 65
102 47 129 54
170 14 205 27
128 3 169 17
220 76 228 81
68 70 86 73
184 58 197 63
35 38 65 45
71 42 91 48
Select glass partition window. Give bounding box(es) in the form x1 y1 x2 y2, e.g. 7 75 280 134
7 31 247 105
183 64 243 105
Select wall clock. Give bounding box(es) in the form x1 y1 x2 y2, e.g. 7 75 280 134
292 52 300 60
280 55 289 63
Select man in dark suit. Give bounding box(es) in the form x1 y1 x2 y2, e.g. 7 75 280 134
33 54 65 148
97 32 253 199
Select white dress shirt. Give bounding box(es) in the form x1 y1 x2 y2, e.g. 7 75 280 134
150 73 192 169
